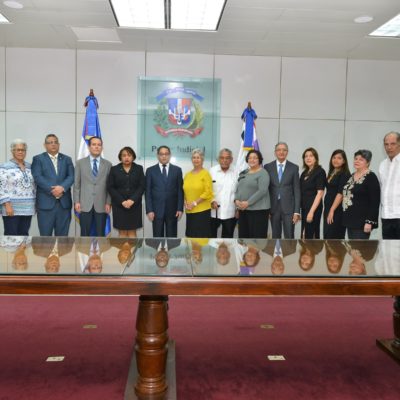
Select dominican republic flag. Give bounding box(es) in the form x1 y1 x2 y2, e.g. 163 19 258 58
77 95 111 236
234 109 260 176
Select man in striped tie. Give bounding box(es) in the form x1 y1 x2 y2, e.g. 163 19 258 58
32 134 75 236
74 137 112 236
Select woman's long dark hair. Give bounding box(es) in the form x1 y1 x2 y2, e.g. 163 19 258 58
302 147 319 172
327 149 350 178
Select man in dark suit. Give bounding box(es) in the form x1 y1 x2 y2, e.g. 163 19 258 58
264 142 301 239
145 238 181 268
75 237 111 273
145 146 184 237
32 134 75 236
32 236 74 273
73 137 112 237
263 239 297 275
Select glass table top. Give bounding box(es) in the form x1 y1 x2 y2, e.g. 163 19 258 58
0 236 399 278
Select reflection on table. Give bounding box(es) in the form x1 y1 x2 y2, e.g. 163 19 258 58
0 237 399 277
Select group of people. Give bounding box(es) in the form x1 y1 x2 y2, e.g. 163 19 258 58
0 131 399 241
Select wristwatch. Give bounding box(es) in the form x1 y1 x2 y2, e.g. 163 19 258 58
193 201 198 207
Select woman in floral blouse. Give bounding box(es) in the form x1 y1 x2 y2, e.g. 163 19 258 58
0 139 36 235
342 150 380 239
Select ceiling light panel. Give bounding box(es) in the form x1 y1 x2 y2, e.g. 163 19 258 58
369 13 400 37
171 0 226 31
110 0 165 29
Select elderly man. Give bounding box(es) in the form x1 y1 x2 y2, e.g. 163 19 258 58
210 148 238 238
264 142 301 239
379 131 400 239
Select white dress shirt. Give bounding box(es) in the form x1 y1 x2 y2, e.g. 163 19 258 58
89 155 100 171
379 153 400 218
275 159 287 175
159 162 170 175
48 152 59 174
375 240 400 275
210 164 238 220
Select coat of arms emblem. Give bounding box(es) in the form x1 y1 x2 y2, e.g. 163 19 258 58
154 87 204 137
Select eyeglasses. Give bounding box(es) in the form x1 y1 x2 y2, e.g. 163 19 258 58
45 141 59 145
13 149 26 152
158 153 170 156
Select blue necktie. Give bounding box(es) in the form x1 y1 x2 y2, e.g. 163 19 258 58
278 164 283 182
162 164 167 180
93 159 98 177
275 239 281 256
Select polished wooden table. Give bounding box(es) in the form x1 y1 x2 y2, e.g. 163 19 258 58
0 237 399 399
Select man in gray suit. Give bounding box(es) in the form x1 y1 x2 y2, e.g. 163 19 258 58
73 137 112 237
264 142 301 239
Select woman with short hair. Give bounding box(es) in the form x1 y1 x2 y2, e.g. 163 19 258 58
235 149 270 238
183 149 213 238
0 139 36 235
107 146 145 238
342 150 380 239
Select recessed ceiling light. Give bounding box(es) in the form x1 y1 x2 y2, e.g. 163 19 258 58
109 0 226 31
3 1 24 9
110 0 165 29
354 15 373 24
369 13 400 37
171 0 227 31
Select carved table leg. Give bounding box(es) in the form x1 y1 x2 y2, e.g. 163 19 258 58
376 296 400 364
392 296 400 350
135 295 169 397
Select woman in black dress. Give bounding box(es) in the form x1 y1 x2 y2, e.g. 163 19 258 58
342 150 380 239
324 240 347 274
323 150 350 239
107 147 145 238
298 239 324 271
300 148 326 239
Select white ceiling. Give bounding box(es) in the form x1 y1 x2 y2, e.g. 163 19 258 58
0 0 399 59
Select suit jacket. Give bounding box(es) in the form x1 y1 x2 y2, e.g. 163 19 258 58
262 239 297 257
145 163 183 219
264 160 300 215
73 156 112 213
32 237 74 257
75 237 111 256
31 152 74 210
107 163 145 208
145 238 181 251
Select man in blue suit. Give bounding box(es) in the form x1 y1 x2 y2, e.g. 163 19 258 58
145 146 183 237
32 134 74 236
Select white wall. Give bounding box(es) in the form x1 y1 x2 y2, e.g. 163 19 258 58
2 48 399 238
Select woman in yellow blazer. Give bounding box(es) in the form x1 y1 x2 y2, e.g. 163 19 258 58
183 149 214 238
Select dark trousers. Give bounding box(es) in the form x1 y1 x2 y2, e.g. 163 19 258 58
323 210 346 239
152 216 178 237
301 207 322 239
382 218 400 239
80 207 107 237
2 215 32 236
270 200 295 239
210 217 236 238
37 202 71 236
347 228 370 240
238 209 269 239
